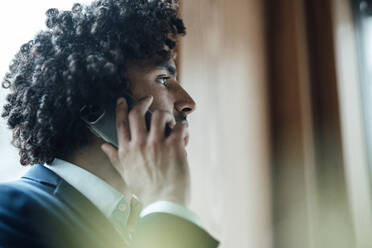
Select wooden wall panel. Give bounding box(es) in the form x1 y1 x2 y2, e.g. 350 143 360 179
267 0 315 247
180 1 272 247
267 0 356 247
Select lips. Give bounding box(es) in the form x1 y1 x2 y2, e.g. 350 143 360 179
183 121 189 147
170 118 189 146
184 134 189 147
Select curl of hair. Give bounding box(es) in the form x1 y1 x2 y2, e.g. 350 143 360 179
1 0 185 165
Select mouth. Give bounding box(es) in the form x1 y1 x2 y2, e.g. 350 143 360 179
184 134 189 147
182 120 189 147
166 121 189 147
173 115 189 147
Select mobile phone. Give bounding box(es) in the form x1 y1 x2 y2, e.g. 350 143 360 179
80 93 152 148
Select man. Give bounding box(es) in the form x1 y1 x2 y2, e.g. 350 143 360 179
0 0 219 247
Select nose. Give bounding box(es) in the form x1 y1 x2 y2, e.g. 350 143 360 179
174 87 196 115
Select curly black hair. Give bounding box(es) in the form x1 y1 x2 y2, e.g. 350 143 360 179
1 0 186 166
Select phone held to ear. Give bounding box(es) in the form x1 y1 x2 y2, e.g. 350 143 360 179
80 93 170 148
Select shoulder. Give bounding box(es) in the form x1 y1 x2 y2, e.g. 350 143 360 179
0 180 51 246
0 179 52 208
0 180 42 219
0 180 33 207
0 178 60 228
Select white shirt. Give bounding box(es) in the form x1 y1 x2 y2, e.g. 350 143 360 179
44 158 200 241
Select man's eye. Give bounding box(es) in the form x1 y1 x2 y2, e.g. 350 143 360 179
156 76 170 86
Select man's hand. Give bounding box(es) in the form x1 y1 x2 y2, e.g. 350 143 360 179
101 96 190 207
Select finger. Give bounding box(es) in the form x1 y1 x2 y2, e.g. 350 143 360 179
167 121 188 147
116 97 130 147
101 143 119 166
149 110 175 142
129 96 153 142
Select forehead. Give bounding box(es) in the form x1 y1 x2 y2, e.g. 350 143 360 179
129 56 177 73
136 49 177 67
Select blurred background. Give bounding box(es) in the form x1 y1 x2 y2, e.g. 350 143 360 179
0 0 82 180
2 0 372 247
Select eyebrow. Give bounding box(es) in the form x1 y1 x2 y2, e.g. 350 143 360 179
156 63 177 78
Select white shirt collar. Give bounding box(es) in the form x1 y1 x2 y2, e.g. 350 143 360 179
44 158 129 220
43 157 199 233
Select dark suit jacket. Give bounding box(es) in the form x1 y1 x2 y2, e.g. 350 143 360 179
0 164 219 248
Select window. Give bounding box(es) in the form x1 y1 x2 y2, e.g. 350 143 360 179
0 1 89 181
352 0 372 172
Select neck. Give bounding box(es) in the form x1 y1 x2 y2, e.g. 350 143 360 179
62 138 129 198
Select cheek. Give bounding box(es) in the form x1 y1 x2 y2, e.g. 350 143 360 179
130 79 152 98
150 90 174 113
130 81 173 112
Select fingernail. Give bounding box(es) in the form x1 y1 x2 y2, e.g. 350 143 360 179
182 121 188 127
117 97 125 105
139 95 152 102
170 119 176 128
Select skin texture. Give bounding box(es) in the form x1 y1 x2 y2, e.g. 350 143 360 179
65 59 196 206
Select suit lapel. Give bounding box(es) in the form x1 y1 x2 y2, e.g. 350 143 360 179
23 164 127 247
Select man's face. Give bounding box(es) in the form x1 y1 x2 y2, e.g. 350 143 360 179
126 58 196 144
